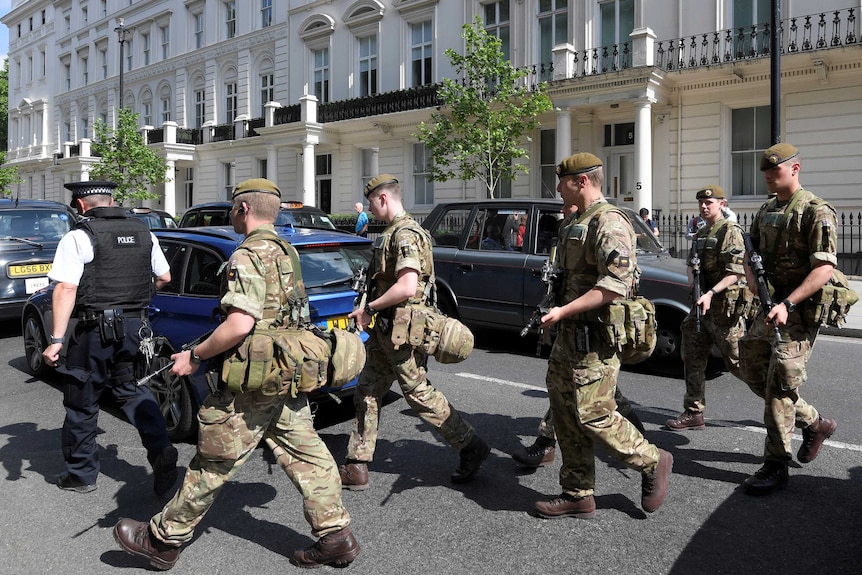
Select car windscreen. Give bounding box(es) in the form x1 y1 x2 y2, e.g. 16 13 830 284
621 208 665 254
131 212 165 229
0 209 73 242
276 210 336 230
296 243 372 289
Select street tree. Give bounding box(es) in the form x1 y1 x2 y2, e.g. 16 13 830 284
0 152 24 198
415 17 552 198
91 108 169 206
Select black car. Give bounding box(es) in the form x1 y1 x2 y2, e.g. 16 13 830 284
127 207 178 229
179 201 337 231
0 198 77 320
421 199 691 362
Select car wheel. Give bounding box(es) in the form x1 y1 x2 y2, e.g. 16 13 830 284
23 311 49 377
652 309 684 361
146 355 195 441
436 290 459 319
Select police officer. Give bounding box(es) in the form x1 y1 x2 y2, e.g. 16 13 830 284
666 184 763 430
339 174 490 490
534 153 672 518
113 179 360 569
739 144 838 495
42 180 177 496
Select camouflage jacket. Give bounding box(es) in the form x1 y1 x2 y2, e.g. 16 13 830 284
370 211 434 309
688 217 746 291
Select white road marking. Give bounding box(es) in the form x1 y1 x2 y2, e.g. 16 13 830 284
454 371 862 453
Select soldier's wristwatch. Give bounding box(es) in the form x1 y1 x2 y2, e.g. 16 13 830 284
364 302 377 316
189 346 203 364
50 336 65 345
782 299 796 313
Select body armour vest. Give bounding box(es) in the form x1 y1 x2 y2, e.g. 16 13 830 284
76 206 154 312
369 212 434 308
692 218 745 291
557 202 638 306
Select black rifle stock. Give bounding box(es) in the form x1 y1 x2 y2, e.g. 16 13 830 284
520 244 561 354
689 241 702 332
743 232 782 342
135 328 215 387
348 266 368 333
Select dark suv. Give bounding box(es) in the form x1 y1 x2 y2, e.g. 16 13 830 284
0 198 77 320
421 199 691 362
179 201 336 231
22 225 372 440
127 207 178 229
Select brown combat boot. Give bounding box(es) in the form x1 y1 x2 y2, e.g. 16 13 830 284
664 410 705 431
339 462 369 491
535 494 596 519
797 416 837 463
511 436 556 467
114 518 181 571
451 435 491 483
642 449 673 513
291 527 361 568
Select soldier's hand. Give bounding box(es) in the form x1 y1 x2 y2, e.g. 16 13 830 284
766 303 789 327
170 350 195 377
540 307 563 330
348 308 369 332
696 292 713 314
43 343 62 367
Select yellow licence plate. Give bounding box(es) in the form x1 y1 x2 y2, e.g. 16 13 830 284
9 263 52 278
325 315 374 330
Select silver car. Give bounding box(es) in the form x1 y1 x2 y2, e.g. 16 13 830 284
421 199 690 363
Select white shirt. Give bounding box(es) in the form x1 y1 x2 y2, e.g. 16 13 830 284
49 228 170 285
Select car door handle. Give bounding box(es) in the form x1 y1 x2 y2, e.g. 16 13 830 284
457 264 473 272
147 305 160 316
530 268 543 277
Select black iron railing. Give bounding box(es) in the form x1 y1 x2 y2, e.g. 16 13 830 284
176 128 202 145
248 117 265 136
273 103 301 125
211 123 233 142
148 128 164 144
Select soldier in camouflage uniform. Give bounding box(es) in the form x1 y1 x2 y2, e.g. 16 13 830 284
534 153 672 519
114 179 360 569
739 144 838 496
666 184 764 431
339 175 490 490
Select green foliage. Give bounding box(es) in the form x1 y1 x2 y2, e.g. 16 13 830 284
0 60 8 152
415 17 552 198
90 108 169 206
0 151 24 197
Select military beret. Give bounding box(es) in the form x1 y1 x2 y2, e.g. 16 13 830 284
232 178 281 199
64 180 117 199
696 184 725 200
760 143 799 171
556 153 603 178
364 174 399 198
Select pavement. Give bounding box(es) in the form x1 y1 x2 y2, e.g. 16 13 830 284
819 278 862 338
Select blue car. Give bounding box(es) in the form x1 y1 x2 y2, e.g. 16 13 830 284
22 225 372 440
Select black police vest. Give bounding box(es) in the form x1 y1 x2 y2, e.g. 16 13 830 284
76 206 155 312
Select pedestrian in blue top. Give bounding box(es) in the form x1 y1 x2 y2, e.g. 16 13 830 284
354 202 369 237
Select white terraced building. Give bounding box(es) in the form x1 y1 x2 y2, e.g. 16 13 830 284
2 0 861 249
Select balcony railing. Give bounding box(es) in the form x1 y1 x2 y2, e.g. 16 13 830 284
211 123 233 142
656 8 857 71
273 104 301 125
248 117 265 137
176 128 202 145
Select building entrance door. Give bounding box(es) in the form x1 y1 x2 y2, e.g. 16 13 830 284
607 149 635 206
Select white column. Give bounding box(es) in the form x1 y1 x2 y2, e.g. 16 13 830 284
164 159 176 215
555 108 572 162
634 99 654 211
267 146 278 182
302 142 316 206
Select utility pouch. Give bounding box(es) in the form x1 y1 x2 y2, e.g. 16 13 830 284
99 309 126 343
805 270 859 327
408 307 427 347
575 323 591 353
390 306 412 349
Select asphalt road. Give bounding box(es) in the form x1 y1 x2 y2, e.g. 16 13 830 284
2 322 861 575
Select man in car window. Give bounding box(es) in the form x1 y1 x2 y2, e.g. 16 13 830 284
113 178 360 570
339 174 490 490
42 181 176 497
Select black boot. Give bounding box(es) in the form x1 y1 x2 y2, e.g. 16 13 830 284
451 435 490 483
512 436 556 468
743 460 789 496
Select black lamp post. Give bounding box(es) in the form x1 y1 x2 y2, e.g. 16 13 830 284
114 17 129 109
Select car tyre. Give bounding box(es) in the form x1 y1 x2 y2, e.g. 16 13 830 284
652 310 683 362
23 311 49 377
146 355 195 441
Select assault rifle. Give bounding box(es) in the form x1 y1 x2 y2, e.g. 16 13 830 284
135 328 215 387
348 266 369 333
689 241 702 332
520 244 562 354
743 232 782 343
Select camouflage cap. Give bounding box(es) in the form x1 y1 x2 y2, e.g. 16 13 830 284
64 180 117 199
696 184 725 200
232 178 281 199
760 143 799 171
364 174 399 198
556 153 603 178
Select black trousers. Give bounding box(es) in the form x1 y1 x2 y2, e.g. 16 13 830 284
58 318 171 484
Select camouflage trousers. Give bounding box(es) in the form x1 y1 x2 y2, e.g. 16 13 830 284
546 322 659 498
740 309 821 461
680 310 763 413
346 326 475 463
151 389 349 544
534 387 640 440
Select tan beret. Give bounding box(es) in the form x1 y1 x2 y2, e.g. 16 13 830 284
760 143 799 171
556 153 603 178
364 174 399 198
696 184 725 200
232 178 281 199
